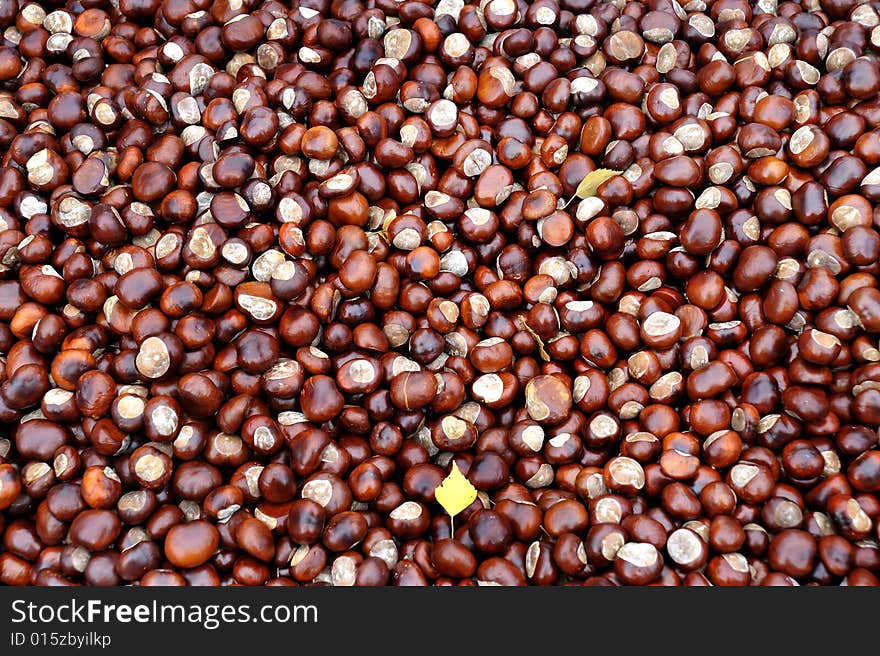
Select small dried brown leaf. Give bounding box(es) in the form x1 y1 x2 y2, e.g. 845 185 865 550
518 315 551 362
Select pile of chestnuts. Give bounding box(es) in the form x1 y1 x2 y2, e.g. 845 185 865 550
0 0 880 586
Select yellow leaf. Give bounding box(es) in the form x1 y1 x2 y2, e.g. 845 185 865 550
382 211 396 233
374 210 397 244
566 168 623 206
435 461 477 518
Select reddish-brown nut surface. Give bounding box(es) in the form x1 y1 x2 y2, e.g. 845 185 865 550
0 0 878 589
